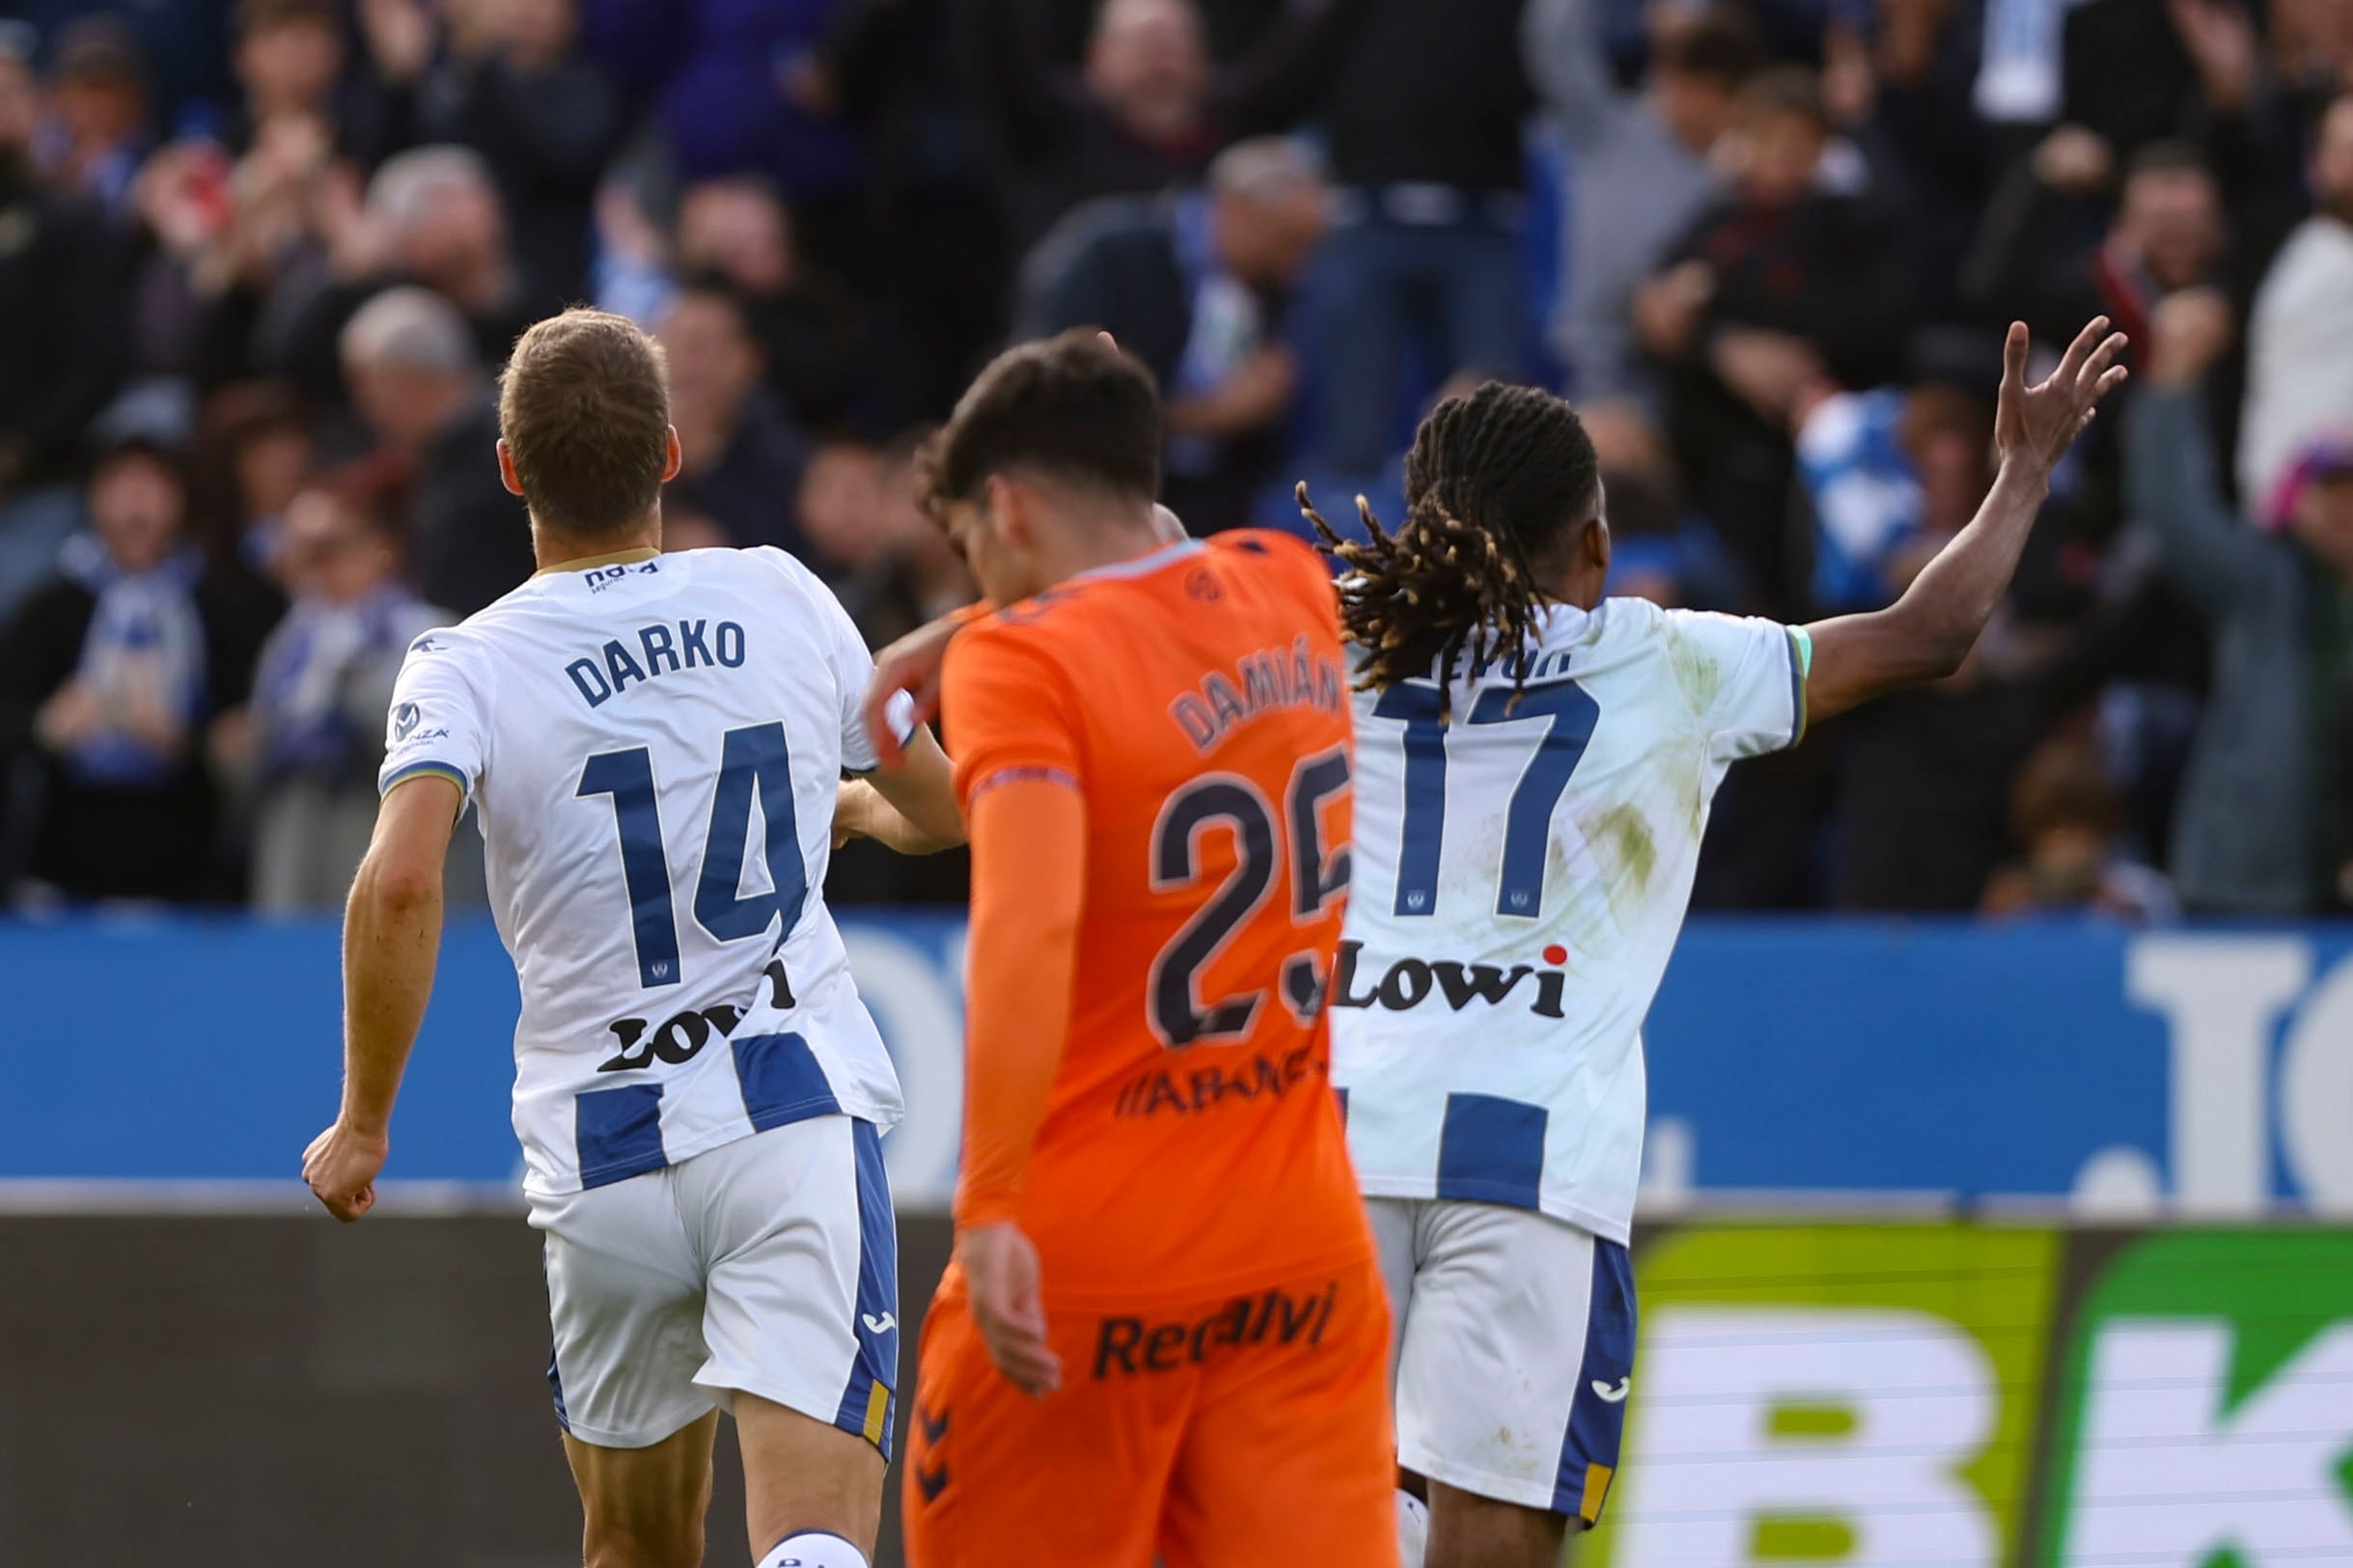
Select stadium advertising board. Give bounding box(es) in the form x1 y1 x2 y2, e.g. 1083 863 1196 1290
2 918 2350 1220
1584 1224 2353 1567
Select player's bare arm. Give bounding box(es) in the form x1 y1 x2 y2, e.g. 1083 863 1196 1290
1802 315 2129 723
301 773 460 1222
837 723 966 852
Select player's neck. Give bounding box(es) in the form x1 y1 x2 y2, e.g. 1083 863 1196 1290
1037 515 1170 589
530 513 664 574
1547 563 1606 612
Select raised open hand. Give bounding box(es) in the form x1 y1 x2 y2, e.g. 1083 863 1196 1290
1994 316 2130 477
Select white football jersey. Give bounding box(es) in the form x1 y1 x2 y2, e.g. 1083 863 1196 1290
1331 596 1805 1243
376 547 913 1199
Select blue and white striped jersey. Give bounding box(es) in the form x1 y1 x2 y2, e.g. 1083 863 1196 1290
1330 596 1805 1243
376 546 911 1198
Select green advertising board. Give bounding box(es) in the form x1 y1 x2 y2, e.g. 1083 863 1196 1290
1579 1224 2353 1567
2039 1230 2353 1568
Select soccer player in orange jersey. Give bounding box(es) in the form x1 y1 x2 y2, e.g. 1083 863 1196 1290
866 332 1397 1567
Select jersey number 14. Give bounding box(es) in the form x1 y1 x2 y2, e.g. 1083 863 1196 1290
576 721 807 989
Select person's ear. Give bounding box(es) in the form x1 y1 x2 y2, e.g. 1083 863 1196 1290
985 472 1025 552
496 438 525 498
662 426 683 483
1586 511 1613 578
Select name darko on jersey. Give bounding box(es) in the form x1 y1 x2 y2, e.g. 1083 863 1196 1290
566 619 747 707
1169 635 1345 754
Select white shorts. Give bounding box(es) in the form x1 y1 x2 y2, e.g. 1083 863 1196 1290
1369 1197 1635 1525
529 1114 899 1453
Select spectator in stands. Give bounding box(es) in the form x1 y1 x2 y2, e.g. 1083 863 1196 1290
658 278 812 556
192 384 316 585
972 0 1365 255
0 436 270 902
674 177 862 432
1524 0 1760 406
1299 0 1533 477
0 28 126 618
796 0 1010 424
39 15 151 218
350 0 621 306
160 109 371 397
1980 734 2176 922
219 460 447 912
585 0 863 198
1015 137 1327 534
257 145 540 406
2239 93 2353 525
361 146 540 359
340 286 530 616
228 0 348 151
1795 330 2002 614
1638 66 1910 608
797 431 974 649
1963 134 2226 352
1817 0 1993 319
2129 288 2353 914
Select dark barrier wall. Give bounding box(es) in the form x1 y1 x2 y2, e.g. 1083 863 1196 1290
0 1209 953 1568
9 1212 2352 1567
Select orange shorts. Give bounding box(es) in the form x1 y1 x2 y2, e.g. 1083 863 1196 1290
902 1258 1398 1568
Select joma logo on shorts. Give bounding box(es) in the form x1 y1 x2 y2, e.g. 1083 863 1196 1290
1093 1281 1341 1378
1328 941 1568 1018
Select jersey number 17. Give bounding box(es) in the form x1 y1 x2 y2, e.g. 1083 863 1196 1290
1373 677 1600 920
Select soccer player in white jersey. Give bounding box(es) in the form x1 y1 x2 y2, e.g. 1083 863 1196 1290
300 309 964 1568
1304 314 2126 1568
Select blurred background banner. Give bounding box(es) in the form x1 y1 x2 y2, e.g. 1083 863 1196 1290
6 913 2349 1218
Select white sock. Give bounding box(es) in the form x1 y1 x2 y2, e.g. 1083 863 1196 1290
757 1531 869 1568
1396 1488 1430 1568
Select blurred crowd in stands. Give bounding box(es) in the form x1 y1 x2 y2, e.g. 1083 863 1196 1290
0 0 2348 922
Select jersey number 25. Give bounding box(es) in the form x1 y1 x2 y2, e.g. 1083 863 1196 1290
1148 747 1351 1049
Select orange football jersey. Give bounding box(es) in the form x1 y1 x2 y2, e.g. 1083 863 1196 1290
943 531 1368 1308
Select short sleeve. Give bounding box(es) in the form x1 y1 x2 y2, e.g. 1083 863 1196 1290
377 632 489 811
818 581 915 774
755 545 912 774
1667 609 1807 763
942 621 1085 812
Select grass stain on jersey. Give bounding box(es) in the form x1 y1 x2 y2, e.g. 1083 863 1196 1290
1668 627 1724 715
1575 802 1659 927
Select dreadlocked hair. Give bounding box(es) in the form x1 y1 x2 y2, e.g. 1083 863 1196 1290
1301 381 1600 717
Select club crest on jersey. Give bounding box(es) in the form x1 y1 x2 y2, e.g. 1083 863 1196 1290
1328 940 1570 1018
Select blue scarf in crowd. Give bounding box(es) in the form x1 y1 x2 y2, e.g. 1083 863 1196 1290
57 533 208 788
254 587 442 784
